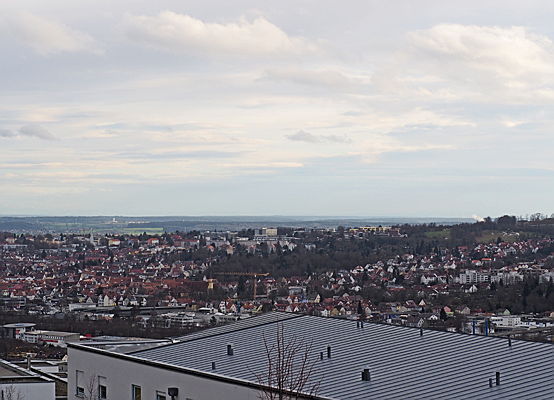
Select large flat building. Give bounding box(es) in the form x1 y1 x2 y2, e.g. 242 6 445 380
68 312 554 400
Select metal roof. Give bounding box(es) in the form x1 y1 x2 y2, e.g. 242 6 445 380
131 314 553 399
173 311 301 342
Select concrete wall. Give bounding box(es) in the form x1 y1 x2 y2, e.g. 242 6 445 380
68 347 269 400
0 381 55 400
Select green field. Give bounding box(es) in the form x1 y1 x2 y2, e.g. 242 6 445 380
120 227 165 235
425 229 451 240
476 231 520 244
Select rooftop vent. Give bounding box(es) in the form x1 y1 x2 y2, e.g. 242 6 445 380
211 362 216 370
496 371 501 386
227 343 234 356
361 368 371 381
420 328 423 337
327 345 332 358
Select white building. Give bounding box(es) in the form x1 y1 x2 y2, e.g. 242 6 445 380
0 359 55 400
2 323 36 339
490 315 522 328
457 270 490 284
68 312 554 400
23 330 80 348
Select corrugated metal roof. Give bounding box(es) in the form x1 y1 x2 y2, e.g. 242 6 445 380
173 311 301 342
133 314 554 399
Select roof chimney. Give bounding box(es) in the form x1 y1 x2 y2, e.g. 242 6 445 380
327 345 332 358
227 343 234 356
361 368 371 381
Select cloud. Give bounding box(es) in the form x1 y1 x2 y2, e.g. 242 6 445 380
0 125 56 140
124 12 320 57
262 68 367 91
401 24 554 102
286 130 351 144
4 13 101 55
114 150 243 160
409 24 554 79
0 129 16 138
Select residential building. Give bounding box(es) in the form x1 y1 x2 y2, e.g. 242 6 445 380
0 359 55 400
68 312 554 400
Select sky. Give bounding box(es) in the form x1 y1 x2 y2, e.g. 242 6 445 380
1 0 553 217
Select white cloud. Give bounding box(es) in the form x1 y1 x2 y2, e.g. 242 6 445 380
0 125 56 140
403 24 554 102
5 13 101 55
409 24 554 80
262 68 368 91
124 11 320 57
0 129 16 138
355 136 455 163
286 130 351 144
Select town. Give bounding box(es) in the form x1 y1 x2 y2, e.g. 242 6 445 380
2 216 553 399
2 217 553 344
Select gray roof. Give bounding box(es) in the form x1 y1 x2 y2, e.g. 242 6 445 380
0 359 53 383
81 338 172 354
132 313 554 400
172 311 301 342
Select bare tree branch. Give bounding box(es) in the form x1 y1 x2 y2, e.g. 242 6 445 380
2 385 25 400
253 324 320 400
84 374 98 400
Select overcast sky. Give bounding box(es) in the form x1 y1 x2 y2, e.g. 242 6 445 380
1 0 553 217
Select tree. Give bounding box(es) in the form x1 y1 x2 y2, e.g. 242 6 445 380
2 385 25 400
255 324 320 400
83 374 98 400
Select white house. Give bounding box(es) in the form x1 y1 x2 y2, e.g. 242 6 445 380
0 359 55 400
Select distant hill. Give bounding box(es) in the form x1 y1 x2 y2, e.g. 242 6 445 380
0 216 473 233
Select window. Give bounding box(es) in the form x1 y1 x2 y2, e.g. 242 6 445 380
132 385 142 400
156 392 167 400
76 370 85 397
98 376 107 399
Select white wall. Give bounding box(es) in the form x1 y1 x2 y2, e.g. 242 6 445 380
68 347 274 400
0 381 55 400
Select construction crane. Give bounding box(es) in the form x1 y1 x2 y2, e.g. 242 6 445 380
212 272 269 300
